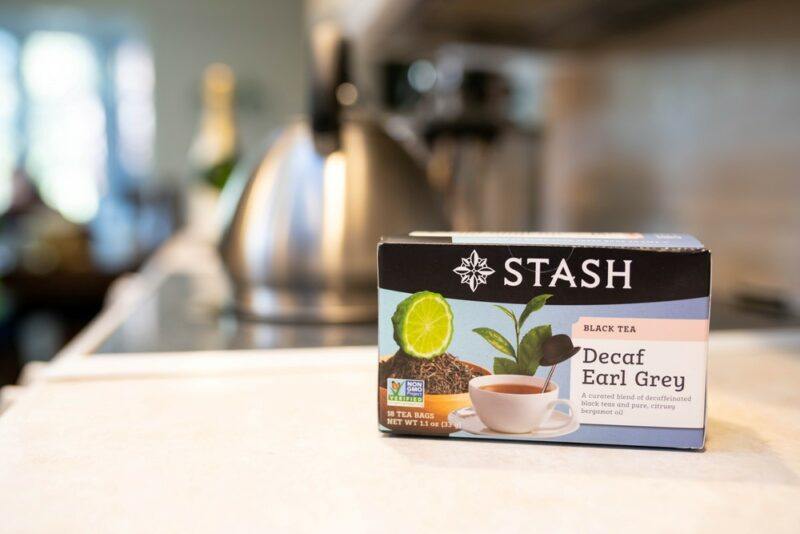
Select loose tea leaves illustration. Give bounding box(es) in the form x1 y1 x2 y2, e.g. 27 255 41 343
473 294 553 376
379 351 487 394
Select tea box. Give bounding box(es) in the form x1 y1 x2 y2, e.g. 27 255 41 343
377 232 711 449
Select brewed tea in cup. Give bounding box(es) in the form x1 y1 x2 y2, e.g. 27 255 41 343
468 375 577 434
479 384 544 395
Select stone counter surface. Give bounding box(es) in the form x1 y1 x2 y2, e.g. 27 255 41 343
0 335 798 533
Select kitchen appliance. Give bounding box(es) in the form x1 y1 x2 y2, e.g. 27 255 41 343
419 48 544 231
317 0 800 318
219 23 446 323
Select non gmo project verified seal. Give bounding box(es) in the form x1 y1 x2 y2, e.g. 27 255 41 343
387 379 425 407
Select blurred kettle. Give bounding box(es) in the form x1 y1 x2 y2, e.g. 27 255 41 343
219 23 446 323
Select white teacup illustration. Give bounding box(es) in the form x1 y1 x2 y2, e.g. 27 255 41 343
468 374 577 434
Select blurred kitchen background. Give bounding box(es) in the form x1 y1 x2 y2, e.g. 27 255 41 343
0 0 798 386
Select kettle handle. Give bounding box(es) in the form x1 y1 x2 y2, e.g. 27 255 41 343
309 21 348 154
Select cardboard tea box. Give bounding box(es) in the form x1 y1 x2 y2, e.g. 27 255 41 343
378 232 711 449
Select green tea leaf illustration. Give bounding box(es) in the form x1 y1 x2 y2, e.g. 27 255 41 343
476 296 553 371
493 305 517 327
518 294 553 329
518 324 552 375
493 357 521 375
473 327 515 358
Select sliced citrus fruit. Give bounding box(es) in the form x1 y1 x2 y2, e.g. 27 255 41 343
391 291 454 359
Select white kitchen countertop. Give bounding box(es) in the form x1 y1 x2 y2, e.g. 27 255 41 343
1 332 799 533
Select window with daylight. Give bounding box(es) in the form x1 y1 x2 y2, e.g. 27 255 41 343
0 25 154 225
0 30 18 214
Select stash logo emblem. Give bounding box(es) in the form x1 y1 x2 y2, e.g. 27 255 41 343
453 250 495 292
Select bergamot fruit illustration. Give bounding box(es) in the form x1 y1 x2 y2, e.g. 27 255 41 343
391 291 454 359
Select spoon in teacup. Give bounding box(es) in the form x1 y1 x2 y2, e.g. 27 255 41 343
540 334 581 393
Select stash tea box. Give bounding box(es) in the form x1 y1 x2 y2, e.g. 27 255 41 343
377 233 711 449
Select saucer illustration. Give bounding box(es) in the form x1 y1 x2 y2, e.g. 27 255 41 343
448 407 580 439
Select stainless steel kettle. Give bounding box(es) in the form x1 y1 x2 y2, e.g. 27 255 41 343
219 23 446 323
